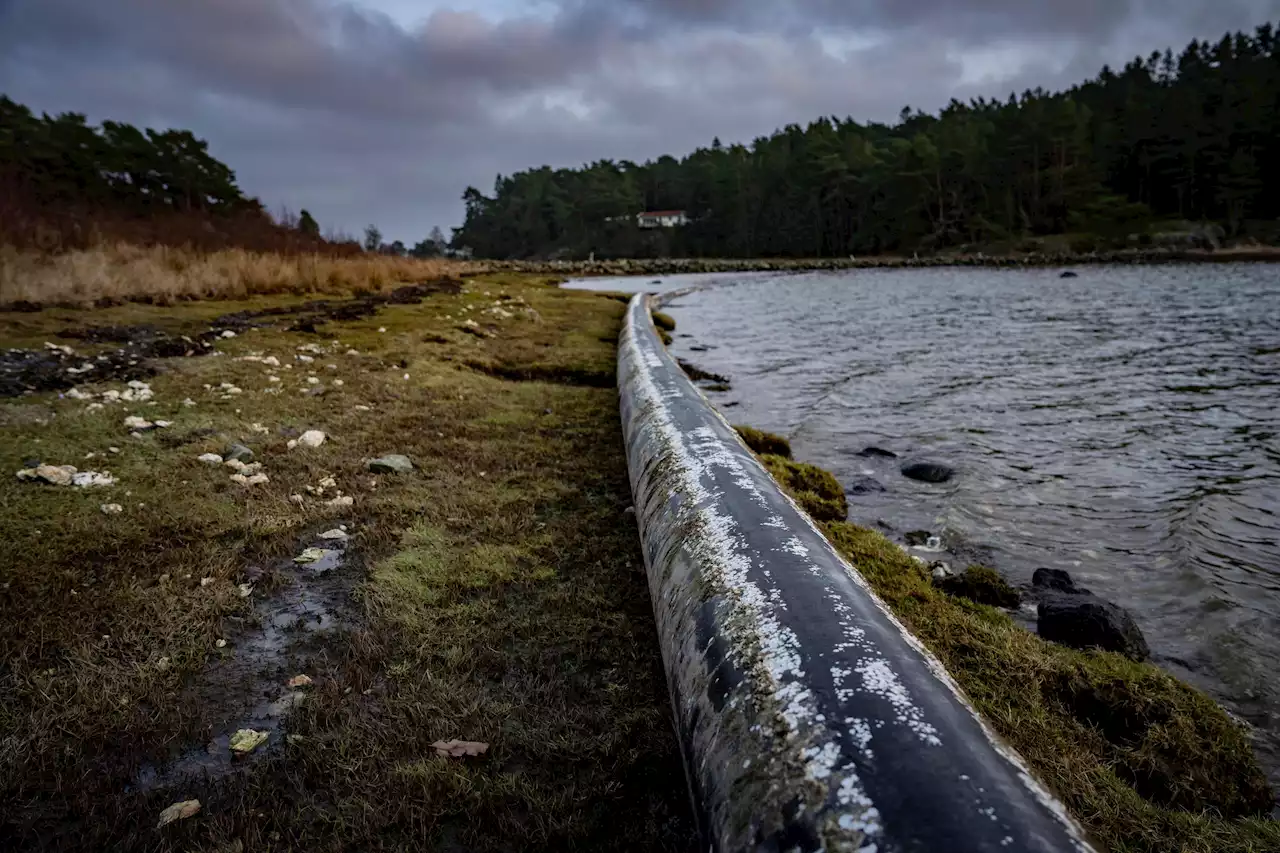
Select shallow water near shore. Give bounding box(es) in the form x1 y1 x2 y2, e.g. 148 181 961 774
577 264 1280 800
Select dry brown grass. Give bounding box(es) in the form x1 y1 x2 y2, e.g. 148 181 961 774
0 243 481 308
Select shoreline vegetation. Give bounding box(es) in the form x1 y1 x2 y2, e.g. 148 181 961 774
730 422 1279 853
0 261 696 851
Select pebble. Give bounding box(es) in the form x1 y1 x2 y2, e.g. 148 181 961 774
326 495 354 508
220 330 237 339
215 639 227 648
318 528 348 540
100 503 124 515
123 415 153 430
298 430 326 448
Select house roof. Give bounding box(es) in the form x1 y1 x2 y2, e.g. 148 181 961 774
639 210 686 217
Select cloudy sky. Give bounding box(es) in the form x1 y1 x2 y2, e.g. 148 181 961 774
2 0 1277 242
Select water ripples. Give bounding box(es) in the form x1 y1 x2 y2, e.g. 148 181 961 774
660 263 1280 792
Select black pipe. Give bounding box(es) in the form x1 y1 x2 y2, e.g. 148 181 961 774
618 293 1097 853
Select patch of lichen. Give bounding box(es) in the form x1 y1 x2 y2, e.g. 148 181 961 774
733 426 792 458
935 564 1020 608
759 454 847 522
818 520 1277 853
650 311 676 332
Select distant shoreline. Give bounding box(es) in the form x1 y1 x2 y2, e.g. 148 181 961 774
489 245 1280 278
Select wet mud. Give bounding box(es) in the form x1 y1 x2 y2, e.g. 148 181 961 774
213 278 462 332
131 526 357 792
0 329 217 398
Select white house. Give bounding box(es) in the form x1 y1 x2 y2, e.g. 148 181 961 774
637 210 689 229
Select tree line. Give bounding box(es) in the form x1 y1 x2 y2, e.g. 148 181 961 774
454 21 1280 259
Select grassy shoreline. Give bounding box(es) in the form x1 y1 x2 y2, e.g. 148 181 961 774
0 267 695 851
733 427 1279 853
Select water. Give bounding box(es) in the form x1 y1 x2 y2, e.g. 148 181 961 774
580 265 1280 795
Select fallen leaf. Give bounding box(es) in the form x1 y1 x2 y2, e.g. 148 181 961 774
229 729 269 755
157 799 201 828
287 674 313 688
432 739 489 758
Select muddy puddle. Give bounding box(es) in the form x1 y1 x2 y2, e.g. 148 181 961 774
130 526 357 792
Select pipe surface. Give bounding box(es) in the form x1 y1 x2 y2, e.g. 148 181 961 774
618 293 1097 853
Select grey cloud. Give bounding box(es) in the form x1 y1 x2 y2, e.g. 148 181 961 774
2 0 1277 241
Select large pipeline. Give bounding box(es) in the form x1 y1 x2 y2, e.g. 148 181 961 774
618 293 1098 853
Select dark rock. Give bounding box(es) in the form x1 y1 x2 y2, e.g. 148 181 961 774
1032 568 1079 594
845 476 885 495
904 530 933 547
901 461 955 483
223 443 254 463
1038 594 1150 661
857 446 898 459
1059 271 1079 278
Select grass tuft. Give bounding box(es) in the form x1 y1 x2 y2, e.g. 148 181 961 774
650 311 676 332
760 453 847 521
935 564 1021 608
733 425 792 458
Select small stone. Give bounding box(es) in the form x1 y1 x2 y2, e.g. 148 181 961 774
378 327 387 333
220 330 237 339
345 349 360 355
215 638 227 648
318 476 337 489
333 379 344 387
367 454 413 474
108 447 120 453
238 583 254 597
200 576 215 587
298 430 326 448
287 439 298 450
326 495 354 508
230 473 249 484
17 464 75 486
245 472 270 485
287 674 314 688
100 503 123 515
182 398 197 407
307 377 320 385
156 656 171 671
229 729 268 754
318 528 348 540
294 547 331 563
223 443 254 463
123 415 153 430
197 453 223 465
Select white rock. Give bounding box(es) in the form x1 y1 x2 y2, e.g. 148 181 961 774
100 503 124 514
220 330 237 339
66 388 91 400
262 355 281 367
286 439 298 450
297 354 314 363
182 398 196 407
224 458 247 471
378 327 387 333
354 404 371 412
298 430 326 448
318 528 348 540
230 473 249 484
345 349 359 356
215 638 227 648
245 472 270 485
250 423 270 434
238 583 254 597
267 375 281 383
318 476 337 489
332 379 344 387
87 403 105 411
197 453 223 465
200 576 215 587
307 377 320 385
153 420 172 429
326 363 337 371
123 415 153 430
108 446 120 453
326 495 354 508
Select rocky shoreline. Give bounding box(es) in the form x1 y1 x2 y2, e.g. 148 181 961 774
497 245 1280 279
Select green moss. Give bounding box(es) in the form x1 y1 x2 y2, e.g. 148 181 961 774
818 519 1277 852
650 311 676 332
760 454 847 522
659 329 673 346
734 425 792 458
935 564 1020 608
